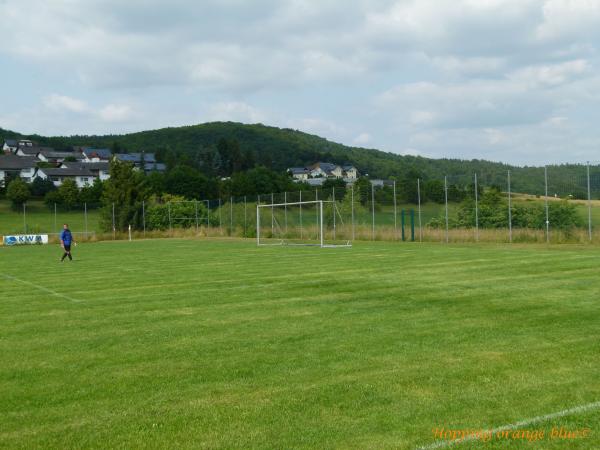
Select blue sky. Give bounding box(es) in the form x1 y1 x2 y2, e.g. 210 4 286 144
1 0 600 165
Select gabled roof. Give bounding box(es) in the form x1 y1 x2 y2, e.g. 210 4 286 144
143 162 166 171
311 162 340 173
4 139 17 147
0 155 38 170
83 148 112 159
288 167 309 174
60 161 110 171
39 150 83 159
342 165 356 170
115 152 156 163
38 167 95 177
17 147 44 155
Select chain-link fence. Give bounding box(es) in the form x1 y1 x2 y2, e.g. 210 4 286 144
4 164 600 244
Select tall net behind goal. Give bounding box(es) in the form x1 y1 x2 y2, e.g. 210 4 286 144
256 200 352 247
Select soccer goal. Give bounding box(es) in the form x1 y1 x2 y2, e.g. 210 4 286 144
256 200 352 248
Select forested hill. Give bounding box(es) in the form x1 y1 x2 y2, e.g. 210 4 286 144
0 122 593 195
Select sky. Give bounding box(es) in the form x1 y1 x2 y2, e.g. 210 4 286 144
1 0 600 165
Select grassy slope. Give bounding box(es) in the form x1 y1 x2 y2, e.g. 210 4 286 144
1 240 599 449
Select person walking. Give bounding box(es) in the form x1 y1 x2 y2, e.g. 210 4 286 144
60 223 76 262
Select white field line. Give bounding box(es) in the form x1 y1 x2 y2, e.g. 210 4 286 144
1 273 82 303
417 401 600 450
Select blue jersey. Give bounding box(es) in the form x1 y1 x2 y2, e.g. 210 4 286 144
60 229 73 245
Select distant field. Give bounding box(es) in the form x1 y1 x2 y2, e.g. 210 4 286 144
0 200 101 235
1 239 599 448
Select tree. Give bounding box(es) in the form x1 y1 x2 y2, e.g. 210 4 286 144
56 179 79 209
30 176 56 197
101 160 148 231
78 178 103 205
6 178 30 208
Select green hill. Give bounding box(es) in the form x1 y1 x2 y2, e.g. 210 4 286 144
1 122 596 196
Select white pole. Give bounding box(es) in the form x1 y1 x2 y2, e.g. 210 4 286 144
128 224 132 241
587 162 592 242
444 176 449 243
256 204 260 246
508 170 512 243
474 173 479 242
417 178 422 242
544 166 549 243
230 196 233 236
271 193 274 236
244 196 247 237
284 191 287 232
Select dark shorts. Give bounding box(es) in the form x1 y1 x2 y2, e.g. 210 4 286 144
64 244 71 252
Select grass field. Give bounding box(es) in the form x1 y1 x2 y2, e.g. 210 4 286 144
1 239 599 449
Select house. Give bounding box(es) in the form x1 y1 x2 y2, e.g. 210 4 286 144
288 167 310 181
37 149 84 164
3 139 18 153
342 165 359 180
309 162 344 178
142 162 166 174
36 167 96 188
17 139 35 148
15 146 47 157
0 155 38 187
60 161 110 181
114 153 165 173
82 148 112 162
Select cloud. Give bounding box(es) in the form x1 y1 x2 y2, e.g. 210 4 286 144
43 94 89 113
353 132 372 145
99 104 135 122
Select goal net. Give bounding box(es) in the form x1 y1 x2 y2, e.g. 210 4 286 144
257 200 352 247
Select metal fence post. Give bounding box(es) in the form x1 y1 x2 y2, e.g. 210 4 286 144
230 196 233 236
84 202 88 239
168 201 172 234
393 180 397 240
351 184 355 241
23 202 26 234
244 196 247 237
142 200 146 237
194 200 199 232
284 191 288 233
544 166 549 243
417 178 422 242
587 162 592 242
371 182 375 240
299 190 303 239
218 198 222 233
112 202 116 240
332 187 336 240
54 203 57 233
444 176 449 243
474 173 479 242
507 170 512 243
271 193 274 235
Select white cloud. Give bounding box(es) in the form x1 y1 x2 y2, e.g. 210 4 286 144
99 104 134 122
353 132 372 145
205 101 267 123
43 94 89 113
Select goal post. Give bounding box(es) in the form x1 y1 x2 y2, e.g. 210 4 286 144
256 200 351 248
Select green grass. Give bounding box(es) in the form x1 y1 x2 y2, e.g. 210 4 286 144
0 200 101 235
1 239 599 449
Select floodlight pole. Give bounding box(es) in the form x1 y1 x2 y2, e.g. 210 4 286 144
587 162 592 242
544 166 549 243
507 170 512 243
474 173 479 242
417 178 422 242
